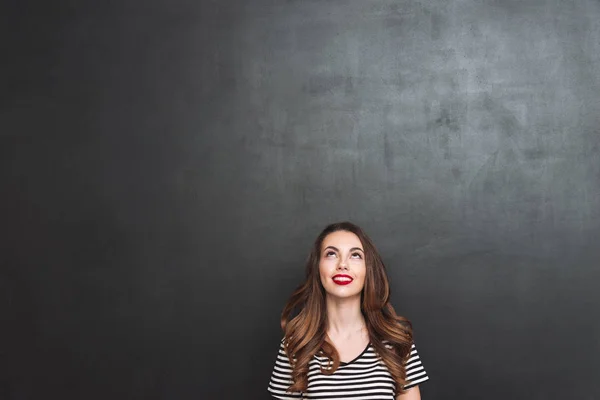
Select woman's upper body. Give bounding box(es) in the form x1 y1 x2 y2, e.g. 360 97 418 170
268 338 429 399
268 222 430 399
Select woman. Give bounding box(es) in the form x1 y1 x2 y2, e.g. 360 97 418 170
268 222 429 399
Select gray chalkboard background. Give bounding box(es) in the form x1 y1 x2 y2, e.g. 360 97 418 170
2 0 600 399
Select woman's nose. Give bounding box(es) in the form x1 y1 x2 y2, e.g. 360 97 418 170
338 261 348 270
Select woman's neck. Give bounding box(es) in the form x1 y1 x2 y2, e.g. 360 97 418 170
325 295 366 338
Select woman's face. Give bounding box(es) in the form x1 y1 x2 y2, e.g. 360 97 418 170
319 230 366 300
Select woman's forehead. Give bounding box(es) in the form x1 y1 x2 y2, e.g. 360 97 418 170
321 231 363 249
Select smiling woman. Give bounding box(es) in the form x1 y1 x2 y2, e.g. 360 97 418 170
268 222 429 400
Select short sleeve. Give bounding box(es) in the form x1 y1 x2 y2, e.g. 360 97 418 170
267 338 303 399
403 343 430 390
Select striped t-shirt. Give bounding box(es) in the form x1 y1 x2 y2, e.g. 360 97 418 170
268 339 429 399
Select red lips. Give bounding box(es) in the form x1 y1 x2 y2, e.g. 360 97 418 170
332 274 353 285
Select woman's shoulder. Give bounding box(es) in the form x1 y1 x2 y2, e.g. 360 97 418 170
381 339 415 348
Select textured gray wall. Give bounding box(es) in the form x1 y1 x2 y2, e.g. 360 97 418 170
2 0 600 399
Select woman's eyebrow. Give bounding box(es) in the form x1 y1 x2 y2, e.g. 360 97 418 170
323 246 364 252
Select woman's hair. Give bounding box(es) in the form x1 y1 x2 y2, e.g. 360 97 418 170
280 221 414 395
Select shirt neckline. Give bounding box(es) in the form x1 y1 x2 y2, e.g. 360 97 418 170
339 342 371 366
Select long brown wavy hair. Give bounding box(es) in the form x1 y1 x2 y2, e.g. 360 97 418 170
280 221 414 395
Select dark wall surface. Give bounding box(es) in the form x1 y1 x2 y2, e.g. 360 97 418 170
2 1 600 399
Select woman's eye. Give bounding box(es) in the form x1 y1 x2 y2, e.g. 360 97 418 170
326 251 336 257
351 253 362 259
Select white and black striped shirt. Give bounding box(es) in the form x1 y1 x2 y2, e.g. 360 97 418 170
268 339 429 399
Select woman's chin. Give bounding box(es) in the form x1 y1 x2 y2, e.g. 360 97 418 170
325 290 362 301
